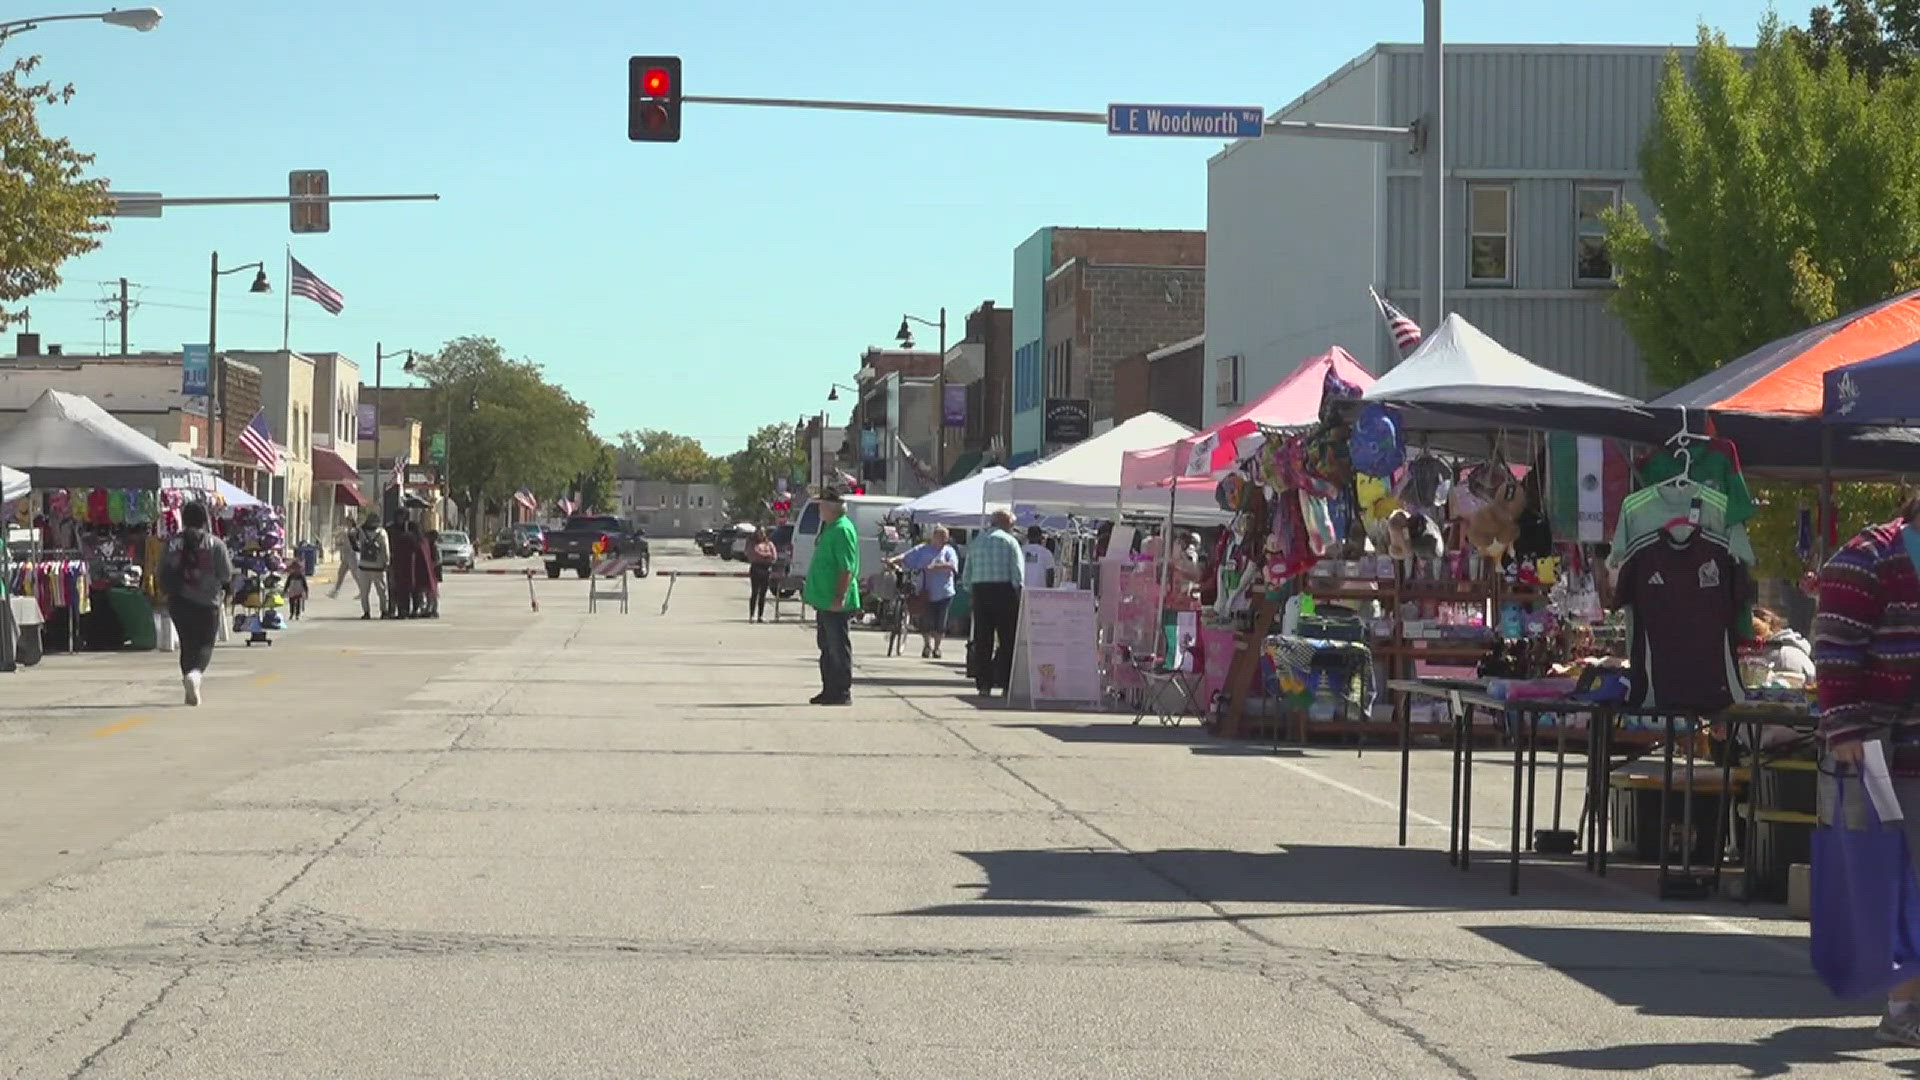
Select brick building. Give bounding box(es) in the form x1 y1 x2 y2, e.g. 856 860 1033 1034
1112 334 1205 429
959 301 1013 465
1011 227 1205 461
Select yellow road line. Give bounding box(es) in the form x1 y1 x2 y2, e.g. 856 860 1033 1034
90 715 153 738
252 672 282 687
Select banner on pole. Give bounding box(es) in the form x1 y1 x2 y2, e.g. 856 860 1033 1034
182 344 210 396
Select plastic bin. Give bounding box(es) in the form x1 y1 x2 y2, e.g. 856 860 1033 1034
107 587 156 650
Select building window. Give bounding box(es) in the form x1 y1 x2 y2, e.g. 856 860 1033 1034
1215 354 1242 407
1468 184 1512 285
1575 184 1621 285
1046 342 1073 400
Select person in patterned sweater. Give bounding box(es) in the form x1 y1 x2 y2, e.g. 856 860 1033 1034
1814 499 1920 1045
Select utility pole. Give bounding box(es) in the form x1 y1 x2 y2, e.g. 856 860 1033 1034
117 277 129 356
1421 0 1446 334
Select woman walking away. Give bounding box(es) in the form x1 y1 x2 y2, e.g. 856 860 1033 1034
746 527 778 622
888 525 960 658
160 502 233 706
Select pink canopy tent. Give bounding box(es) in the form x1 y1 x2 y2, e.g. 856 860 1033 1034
1119 347 1376 491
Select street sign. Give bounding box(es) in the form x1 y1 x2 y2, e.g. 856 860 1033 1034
111 191 164 218
1106 104 1264 139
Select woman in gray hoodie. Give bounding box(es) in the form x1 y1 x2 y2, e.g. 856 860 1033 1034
160 502 234 706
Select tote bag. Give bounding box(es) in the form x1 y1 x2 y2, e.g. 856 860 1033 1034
1810 773 1920 998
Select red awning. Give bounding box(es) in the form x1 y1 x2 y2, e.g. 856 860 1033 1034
334 481 368 508
312 444 359 483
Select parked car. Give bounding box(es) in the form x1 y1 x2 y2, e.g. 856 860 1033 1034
693 528 721 555
490 524 545 558
541 514 650 579
789 494 911 602
717 522 758 561
436 530 476 571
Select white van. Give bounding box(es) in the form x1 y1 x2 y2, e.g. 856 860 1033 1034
790 494 911 600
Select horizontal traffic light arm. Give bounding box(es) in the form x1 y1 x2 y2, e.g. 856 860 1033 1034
683 94 1412 142
108 192 441 215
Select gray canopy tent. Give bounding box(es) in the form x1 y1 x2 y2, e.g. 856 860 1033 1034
0 389 211 489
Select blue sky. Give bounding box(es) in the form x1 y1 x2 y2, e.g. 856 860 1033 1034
30 0 1767 452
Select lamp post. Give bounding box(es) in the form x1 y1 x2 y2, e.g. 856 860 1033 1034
208 252 270 475
405 353 477 528
0 7 162 45
896 308 947 481
826 381 861 491
373 344 413 515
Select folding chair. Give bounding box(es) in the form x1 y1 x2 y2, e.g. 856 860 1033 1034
1119 641 1203 726
770 574 806 622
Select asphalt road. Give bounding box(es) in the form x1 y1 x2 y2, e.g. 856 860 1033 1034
0 542 1882 1077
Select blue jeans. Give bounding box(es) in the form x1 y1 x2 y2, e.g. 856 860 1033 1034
816 610 853 699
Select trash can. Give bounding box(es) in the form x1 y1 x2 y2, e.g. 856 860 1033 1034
298 542 319 576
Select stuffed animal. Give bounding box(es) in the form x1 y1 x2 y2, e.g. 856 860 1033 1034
1386 509 1413 560
1466 481 1528 561
1405 511 1445 558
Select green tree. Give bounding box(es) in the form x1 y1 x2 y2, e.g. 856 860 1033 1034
725 423 806 523
0 56 112 325
1790 0 1920 81
615 429 723 483
406 336 599 522
1605 21 1920 572
1606 20 1920 391
576 441 618 513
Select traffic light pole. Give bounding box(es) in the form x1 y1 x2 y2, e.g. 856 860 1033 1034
681 0 1447 335
107 192 440 216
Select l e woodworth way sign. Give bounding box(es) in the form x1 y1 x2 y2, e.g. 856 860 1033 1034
1106 104 1265 138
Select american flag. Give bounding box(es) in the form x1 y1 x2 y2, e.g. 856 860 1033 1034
289 255 344 315
237 411 282 472
557 496 576 516
1370 287 1423 356
513 488 538 513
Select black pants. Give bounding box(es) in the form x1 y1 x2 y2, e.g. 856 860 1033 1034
168 597 219 677
749 566 772 619
969 583 1020 694
816 610 853 699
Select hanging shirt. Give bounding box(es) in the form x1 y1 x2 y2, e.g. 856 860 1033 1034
1613 533 1751 712
1637 446 1754 526
1609 483 1755 567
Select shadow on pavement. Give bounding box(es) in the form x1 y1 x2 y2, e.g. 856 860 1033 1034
954 844 1777 918
1001 722 1221 747
880 902 1097 918
1511 1024 1894 1078
1469 926 1853 1021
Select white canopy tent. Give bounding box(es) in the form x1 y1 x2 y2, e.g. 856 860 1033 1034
889 465 1009 527
0 389 211 489
983 412 1225 520
0 465 25 504
1360 314 1644 436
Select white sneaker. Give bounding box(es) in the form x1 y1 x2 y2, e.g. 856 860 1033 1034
184 670 202 707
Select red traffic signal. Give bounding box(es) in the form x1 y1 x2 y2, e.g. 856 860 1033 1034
628 55 682 143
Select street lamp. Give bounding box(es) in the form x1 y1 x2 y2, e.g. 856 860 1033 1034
896 308 947 481
0 7 163 45
372 344 414 509
208 252 270 473
404 353 478 528
824 382 862 491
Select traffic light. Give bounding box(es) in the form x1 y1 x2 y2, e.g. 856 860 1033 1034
289 169 329 233
628 56 681 142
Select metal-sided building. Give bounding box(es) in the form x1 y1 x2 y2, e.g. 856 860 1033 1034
1204 43 1685 425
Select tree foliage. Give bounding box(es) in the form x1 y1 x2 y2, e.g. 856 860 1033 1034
614 429 724 484
1790 0 1920 82
1605 19 1920 390
0 56 111 325
405 336 598 519
725 423 806 523
576 441 618 514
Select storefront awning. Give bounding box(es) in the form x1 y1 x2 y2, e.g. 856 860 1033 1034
312 444 359 483
334 481 368 508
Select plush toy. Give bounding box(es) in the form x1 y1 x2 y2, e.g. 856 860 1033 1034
1466 480 1527 560
1405 511 1445 558
1386 509 1413 560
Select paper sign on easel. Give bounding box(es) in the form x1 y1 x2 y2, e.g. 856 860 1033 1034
1009 587 1100 710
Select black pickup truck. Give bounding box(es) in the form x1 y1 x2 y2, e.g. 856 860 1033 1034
541 514 651 579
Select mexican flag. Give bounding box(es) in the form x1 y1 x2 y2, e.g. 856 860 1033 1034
1547 432 1631 544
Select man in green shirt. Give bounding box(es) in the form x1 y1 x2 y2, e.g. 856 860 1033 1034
804 489 862 705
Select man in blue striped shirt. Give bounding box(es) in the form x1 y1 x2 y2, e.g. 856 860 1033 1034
964 510 1026 697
